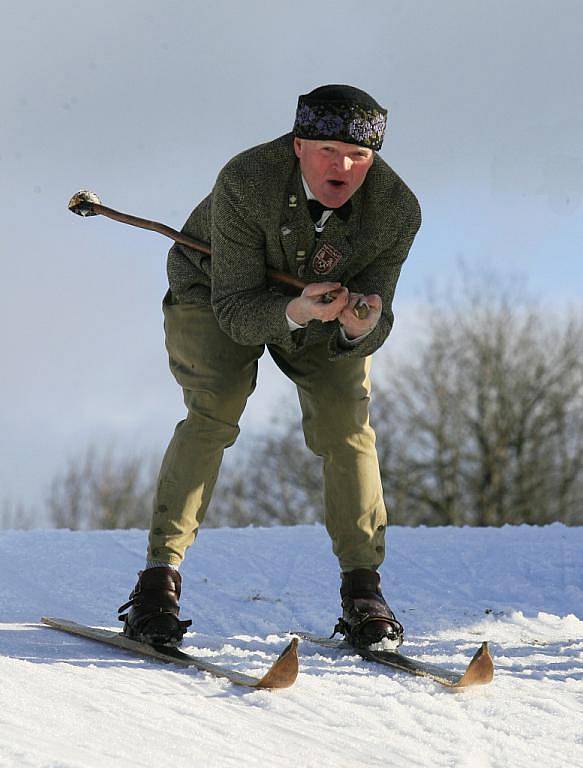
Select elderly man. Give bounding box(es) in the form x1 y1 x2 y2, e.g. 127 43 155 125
118 84 421 650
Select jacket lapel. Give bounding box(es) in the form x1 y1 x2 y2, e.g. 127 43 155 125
278 167 364 284
278 165 316 280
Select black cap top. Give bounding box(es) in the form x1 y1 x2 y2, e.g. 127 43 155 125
293 84 387 150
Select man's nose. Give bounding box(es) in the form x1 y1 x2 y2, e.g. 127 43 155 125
333 155 353 172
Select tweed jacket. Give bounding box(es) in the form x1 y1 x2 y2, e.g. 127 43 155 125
167 132 421 360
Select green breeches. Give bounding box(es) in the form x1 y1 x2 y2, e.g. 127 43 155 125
148 295 387 571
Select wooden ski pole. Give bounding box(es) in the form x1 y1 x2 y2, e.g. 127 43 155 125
68 190 370 319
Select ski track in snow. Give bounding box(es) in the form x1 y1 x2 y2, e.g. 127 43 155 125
0 524 582 768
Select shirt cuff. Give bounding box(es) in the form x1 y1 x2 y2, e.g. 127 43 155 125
339 325 373 347
286 312 307 332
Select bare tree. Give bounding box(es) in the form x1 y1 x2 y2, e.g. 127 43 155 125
48 446 158 530
0 498 35 530
208 414 323 527
373 276 583 526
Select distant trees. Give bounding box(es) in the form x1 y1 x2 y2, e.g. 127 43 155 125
373 280 583 526
206 415 323 528
44 274 582 531
48 447 157 530
0 498 35 530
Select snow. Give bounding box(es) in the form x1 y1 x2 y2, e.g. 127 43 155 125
0 524 582 768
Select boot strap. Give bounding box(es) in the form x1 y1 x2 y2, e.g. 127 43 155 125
333 614 404 644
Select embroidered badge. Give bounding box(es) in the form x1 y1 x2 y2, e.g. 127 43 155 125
288 194 298 208
312 243 342 275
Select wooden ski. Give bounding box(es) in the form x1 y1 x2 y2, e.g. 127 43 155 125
296 632 493 688
41 617 299 689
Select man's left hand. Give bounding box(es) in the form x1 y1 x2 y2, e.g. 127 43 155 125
339 293 382 339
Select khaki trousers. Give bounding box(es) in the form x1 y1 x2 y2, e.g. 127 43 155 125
148 294 387 571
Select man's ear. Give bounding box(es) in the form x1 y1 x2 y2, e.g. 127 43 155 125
293 137 303 159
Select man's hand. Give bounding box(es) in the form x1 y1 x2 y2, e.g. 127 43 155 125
339 293 382 339
287 282 349 326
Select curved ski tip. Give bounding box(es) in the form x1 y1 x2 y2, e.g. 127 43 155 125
456 641 494 688
256 636 300 690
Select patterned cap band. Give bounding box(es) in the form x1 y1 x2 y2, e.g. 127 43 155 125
293 84 388 151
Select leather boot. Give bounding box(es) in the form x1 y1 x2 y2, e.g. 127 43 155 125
118 567 192 646
335 569 404 648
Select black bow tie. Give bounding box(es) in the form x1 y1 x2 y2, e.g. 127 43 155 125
307 198 352 224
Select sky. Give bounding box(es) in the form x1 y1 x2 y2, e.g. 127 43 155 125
1 0 582 521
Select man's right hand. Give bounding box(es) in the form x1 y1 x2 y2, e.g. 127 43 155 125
286 282 349 326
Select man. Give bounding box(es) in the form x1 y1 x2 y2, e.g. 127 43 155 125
118 85 421 650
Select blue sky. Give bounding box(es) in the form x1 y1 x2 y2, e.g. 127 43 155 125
1 0 581 520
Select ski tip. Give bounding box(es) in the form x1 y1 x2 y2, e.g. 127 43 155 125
256 636 300 690
455 641 494 688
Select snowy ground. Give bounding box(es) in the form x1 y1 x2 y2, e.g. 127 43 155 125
0 524 582 768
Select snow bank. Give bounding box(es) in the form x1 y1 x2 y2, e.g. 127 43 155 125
0 524 581 767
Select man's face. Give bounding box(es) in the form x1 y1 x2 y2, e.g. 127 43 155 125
293 137 374 208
